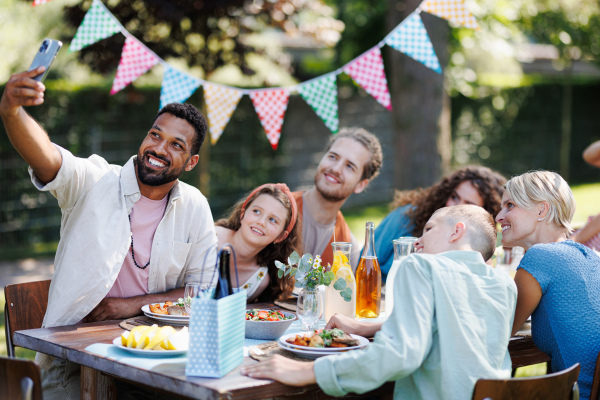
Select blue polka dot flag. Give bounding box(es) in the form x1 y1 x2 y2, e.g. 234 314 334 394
69 0 121 52
297 73 339 134
160 65 202 109
385 12 442 74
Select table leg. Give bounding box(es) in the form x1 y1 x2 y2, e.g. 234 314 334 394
81 365 116 400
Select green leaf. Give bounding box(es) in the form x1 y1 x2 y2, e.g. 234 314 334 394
289 251 300 265
323 275 331 285
333 278 347 290
278 269 284 279
295 281 304 288
275 260 286 270
290 268 298 277
325 271 335 281
284 268 291 276
340 287 352 302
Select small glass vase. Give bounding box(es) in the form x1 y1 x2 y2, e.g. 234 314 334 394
296 287 322 331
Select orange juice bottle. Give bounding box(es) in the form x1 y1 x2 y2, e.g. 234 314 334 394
355 222 381 318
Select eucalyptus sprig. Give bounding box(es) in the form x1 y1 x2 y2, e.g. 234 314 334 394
275 251 353 302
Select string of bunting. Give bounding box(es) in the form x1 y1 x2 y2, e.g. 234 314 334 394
36 0 479 150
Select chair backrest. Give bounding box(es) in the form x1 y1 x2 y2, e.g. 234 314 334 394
0 356 42 400
590 351 600 400
4 280 51 357
472 363 581 400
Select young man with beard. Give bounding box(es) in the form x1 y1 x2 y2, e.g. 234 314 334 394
292 127 382 268
0 67 217 399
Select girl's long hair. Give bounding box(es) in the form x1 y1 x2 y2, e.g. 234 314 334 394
215 185 302 301
392 166 506 237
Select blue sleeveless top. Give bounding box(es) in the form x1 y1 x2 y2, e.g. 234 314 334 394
518 240 600 400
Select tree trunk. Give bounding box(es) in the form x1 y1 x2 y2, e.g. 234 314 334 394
387 1 451 190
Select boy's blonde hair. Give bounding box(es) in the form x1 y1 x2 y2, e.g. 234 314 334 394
433 205 497 261
504 171 575 236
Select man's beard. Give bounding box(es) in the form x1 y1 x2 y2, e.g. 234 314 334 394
314 173 351 203
136 151 186 186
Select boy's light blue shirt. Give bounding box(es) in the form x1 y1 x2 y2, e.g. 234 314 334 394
314 250 517 400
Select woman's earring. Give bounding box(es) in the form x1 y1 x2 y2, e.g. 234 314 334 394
538 218 542 222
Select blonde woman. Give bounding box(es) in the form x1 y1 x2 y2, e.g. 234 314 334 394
495 170 600 400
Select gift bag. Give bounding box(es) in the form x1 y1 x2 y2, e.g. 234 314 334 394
186 244 246 378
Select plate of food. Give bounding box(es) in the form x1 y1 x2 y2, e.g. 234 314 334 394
142 312 189 326
142 301 189 319
277 345 344 359
112 326 189 357
278 329 369 353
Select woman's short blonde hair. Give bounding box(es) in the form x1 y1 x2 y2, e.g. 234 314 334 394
505 170 575 236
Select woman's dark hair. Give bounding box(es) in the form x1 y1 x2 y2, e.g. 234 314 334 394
215 185 302 301
392 166 507 237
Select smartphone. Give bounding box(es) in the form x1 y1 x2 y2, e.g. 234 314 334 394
28 38 63 82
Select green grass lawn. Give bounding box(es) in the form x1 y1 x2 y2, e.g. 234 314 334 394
2 182 599 371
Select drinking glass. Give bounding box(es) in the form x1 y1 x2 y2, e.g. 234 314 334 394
296 288 322 331
184 282 209 314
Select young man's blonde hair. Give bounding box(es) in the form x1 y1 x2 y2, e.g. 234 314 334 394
433 205 497 261
504 170 575 236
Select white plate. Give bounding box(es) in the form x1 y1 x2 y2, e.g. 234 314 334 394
280 345 360 359
278 332 369 352
141 303 189 319
111 337 187 357
143 312 189 326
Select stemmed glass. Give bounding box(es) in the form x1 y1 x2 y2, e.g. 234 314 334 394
184 282 209 315
296 288 322 331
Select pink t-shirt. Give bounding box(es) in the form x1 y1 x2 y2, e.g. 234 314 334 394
106 194 169 298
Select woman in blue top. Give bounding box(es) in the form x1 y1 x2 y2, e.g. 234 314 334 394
375 166 506 281
496 170 600 400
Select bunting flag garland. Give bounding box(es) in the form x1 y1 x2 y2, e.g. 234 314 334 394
204 83 243 144
420 0 479 30
385 12 442 73
160 65 202 109
55 0 482 149
110 37 160 95
32 0 51 6
69 1 122 52
250 89 290 150
297 74 339 134
342 47 392 111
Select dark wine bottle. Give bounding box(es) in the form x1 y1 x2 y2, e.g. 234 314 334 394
214 248 232 299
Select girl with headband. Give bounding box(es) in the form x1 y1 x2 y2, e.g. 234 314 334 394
215 183 301 302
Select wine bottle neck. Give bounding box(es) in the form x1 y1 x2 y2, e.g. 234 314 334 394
363 223 376 257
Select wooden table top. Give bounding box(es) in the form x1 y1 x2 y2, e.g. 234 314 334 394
13 319 395 400
13 304 547 399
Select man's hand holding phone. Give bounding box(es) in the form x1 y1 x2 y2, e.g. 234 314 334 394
0 68 47 119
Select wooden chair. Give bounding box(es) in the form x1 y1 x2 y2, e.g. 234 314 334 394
472 363 581 400
589 351 600 400
4 280 51 357
0 356 42 400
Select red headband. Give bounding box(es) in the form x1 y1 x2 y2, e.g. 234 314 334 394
240 183 298 241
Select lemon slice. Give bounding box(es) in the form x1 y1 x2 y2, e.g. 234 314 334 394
145 326 176 350
164 327 189 351
120 331 130 346
332 251 350 274
137 326 160 349
127 325 150 348
335 267 354 284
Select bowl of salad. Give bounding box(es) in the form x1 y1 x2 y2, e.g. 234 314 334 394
245 309 297 340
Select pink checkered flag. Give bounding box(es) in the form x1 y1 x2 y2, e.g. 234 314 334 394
420 0 479 30
250 89 290 150
33 0 51 5
342 47 392 111
110 37 160 95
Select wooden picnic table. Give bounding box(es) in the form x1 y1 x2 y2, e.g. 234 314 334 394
12 305 548 400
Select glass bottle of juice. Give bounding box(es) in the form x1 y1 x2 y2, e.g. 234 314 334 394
356 222 381 318
324 242 356 321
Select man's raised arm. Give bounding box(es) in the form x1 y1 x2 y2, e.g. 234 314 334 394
0 67 62 184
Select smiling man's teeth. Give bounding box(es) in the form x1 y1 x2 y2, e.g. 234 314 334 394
502 226 509 232
149 157 166 167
